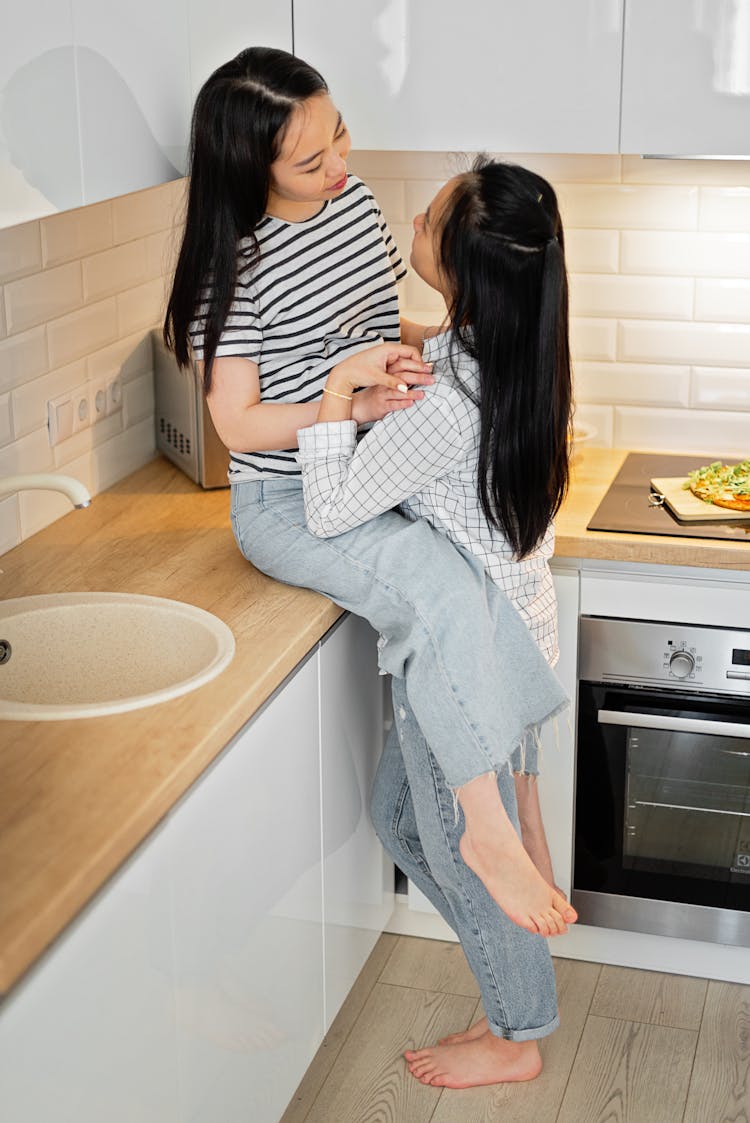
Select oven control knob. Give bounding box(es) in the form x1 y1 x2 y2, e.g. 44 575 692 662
669 650 695 678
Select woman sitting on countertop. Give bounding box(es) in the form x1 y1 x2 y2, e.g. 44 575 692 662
296 156 573 1088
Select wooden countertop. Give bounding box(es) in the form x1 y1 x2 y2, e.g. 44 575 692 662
1 447 748 995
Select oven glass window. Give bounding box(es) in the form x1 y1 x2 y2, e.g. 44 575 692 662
624 730 750 881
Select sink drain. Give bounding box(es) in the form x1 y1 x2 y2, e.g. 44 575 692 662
0 640 11 664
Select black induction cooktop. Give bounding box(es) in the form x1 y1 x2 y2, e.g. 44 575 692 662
587 452 750 543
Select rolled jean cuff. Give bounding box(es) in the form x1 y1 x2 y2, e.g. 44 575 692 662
487 1011 560 1043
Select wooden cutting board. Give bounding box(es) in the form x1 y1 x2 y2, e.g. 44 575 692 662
651 476 750 522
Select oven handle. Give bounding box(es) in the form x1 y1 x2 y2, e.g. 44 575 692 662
597 710 750 739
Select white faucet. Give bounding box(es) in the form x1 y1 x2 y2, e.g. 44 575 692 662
0 473 91 509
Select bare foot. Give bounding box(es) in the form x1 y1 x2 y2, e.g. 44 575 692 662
439 1015 489 1045
405 1031 542 1089
458 772 577 936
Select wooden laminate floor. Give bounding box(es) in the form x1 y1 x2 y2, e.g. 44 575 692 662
281 933 750 1123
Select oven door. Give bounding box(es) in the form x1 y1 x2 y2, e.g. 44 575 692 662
573 682 750 946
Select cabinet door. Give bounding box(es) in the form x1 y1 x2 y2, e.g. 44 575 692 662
294 0 623 152
0 822 179 1123
621 0 750 155
166 652 324 1123
319 615 393 1029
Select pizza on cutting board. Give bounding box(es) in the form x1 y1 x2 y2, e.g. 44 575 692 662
683 459 750 511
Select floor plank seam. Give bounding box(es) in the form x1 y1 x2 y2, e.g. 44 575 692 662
553 963 603 1122
678 988 711 1123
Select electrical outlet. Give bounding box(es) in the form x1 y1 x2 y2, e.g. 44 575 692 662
106 376 123 415
71 384 90 434
89 377 109 423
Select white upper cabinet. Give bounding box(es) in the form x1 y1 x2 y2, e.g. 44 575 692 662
293 0 624 153
621 0 750 156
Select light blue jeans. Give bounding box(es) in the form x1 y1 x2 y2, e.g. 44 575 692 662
372 679 559 1040
230 478 564 1040
231 479 567 788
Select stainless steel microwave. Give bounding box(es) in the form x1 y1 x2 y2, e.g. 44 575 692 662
153 331 230 489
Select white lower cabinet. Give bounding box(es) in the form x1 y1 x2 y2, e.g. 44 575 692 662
0 820 179 1123
319 615 393 1030
0 615 390 1123
166 650 324 1123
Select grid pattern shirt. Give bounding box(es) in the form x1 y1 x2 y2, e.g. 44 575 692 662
296 330 559 664
189 174 405 481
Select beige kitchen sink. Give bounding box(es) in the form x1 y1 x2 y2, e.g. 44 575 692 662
0 592 235 721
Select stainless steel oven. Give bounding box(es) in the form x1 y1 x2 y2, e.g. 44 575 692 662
573 616 750 947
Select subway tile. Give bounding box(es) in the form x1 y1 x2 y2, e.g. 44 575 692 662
556 184 698 231
87 331 154 385
112 181 184 244
47 298 118 370
116 278 168 338
0 221 43 283
570 318 617 362
4 262 83 335
348 150 460 181
619 319 750 367
90 410 124 448
0 326 48 395
621 230 750 278
0 494 21 556
614 406 750 457
145 228 181 280
82 240 150 303
690 367 750 411
403 269 445 315
574 362 690 408
565 230 619 274
0 393 12 447
571 402 613 446
364 179 407 224
0 425 54 477
40 202 113 268
11 359 87 440
405 180 446 219
122 372 154 428
694 279 750 323
622 156 750 186
91 417 156 492
0 288 6 339
569 274 693 320
699 187 750 233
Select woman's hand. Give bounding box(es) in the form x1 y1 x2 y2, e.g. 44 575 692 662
329 342 433 397
318 342 433 425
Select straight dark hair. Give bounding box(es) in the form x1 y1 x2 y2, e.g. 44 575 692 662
163 47 328 393
438 158 572 559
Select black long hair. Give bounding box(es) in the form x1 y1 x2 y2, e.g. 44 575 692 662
163 47 328 393
437 157 572 559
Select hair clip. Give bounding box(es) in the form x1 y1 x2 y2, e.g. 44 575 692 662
536 192 543 203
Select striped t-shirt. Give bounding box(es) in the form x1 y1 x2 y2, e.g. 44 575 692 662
189 174 406 481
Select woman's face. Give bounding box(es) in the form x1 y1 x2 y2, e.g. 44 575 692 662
267 93 351 220
410 177 458 297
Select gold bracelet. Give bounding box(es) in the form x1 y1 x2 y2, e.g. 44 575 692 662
322 386 353 402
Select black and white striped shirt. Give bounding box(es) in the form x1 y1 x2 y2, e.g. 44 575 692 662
296 330 559 665
189 175 406 480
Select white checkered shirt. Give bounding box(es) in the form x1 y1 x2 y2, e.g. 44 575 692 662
296 330 559 665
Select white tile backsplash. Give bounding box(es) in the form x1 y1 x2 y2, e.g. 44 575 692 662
621 230 750 278
694 279 750 324
690 367 750 411
619 320 750 367
574 362 691 408
699 188 750 233
0 179 173 554
569 274 694 320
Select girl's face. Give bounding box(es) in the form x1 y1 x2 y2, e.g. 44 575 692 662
410 177 458 298
267 93 351 221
